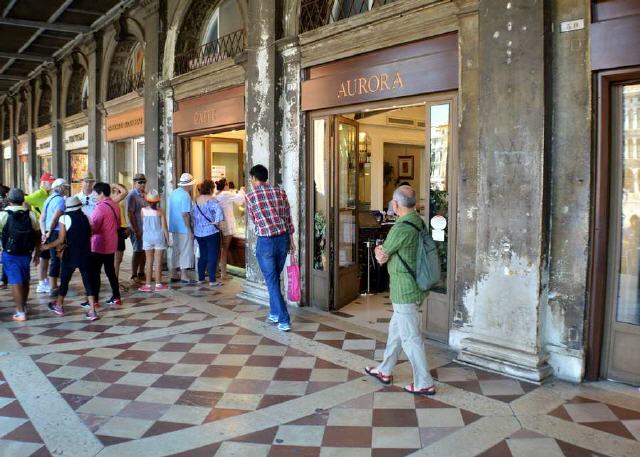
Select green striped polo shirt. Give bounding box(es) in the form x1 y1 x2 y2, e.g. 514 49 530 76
382 210 427 305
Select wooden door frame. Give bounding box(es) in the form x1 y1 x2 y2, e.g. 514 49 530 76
587 67 640 380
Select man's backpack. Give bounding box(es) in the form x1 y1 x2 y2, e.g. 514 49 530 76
397 219 441 292
1 210 37 256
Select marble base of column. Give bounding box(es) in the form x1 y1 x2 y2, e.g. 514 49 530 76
457 338 553 383
237 279 270 307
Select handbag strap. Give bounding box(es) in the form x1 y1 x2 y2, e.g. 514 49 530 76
195 202 213 223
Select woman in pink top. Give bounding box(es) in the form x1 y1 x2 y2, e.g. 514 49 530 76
89 182 122 308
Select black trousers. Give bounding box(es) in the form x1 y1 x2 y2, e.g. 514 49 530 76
59 262 93 298
90 252 120 302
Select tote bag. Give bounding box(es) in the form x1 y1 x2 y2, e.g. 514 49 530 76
287 253 301 302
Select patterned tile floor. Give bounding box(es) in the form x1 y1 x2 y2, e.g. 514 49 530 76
0 266 638 457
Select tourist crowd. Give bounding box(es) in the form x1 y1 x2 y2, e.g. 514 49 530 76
0 164 294 332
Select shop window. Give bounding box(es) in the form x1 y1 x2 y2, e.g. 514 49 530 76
300 0 396 33
81 77 89 111
66 67 87 116
37 84 52 127
174 0 244 76
107 39 145 100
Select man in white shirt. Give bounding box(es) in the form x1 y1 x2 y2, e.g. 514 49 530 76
75 171 98 217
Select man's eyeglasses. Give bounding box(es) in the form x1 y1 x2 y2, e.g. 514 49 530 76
136 181 146 185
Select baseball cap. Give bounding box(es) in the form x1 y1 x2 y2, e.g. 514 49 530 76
40 172 55 183
8 188 24 204
133 173 146 183
51 178 69 189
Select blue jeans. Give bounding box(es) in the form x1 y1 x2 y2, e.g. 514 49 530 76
256 233 290 325
196 233 220 282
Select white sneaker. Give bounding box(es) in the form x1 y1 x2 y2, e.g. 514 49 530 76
36 283 51 294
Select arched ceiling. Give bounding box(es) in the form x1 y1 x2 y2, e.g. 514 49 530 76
0 0 130 97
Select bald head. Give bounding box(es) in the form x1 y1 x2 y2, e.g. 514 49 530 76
393 185 417 209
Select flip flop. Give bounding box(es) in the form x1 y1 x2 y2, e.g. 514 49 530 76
403 383 436 396
365 366 393 385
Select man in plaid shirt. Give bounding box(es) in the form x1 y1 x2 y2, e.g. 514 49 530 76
245 164 295 332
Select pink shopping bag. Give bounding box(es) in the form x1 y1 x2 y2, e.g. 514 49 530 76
287 253 301 302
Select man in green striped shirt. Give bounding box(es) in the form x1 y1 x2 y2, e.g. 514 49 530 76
365 185 436 396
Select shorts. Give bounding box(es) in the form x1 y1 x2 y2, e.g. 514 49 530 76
39 248 51 260
143 239 167 250
171 232 194 270
221 221 234 237
117 227 128 252
130 230 144 253
2 252 31 285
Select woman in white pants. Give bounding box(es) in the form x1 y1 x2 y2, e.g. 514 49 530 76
214 178 245 279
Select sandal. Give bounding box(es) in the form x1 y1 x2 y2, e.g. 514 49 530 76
365 366 393 385
404 383 436 396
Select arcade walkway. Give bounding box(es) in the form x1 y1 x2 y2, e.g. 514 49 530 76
0 271 638 457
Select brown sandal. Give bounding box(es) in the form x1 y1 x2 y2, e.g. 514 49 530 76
365 366 393 385
404 383 436 396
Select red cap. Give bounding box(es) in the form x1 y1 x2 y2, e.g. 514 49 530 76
40 172 55 183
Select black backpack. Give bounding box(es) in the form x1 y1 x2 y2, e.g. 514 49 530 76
2 210 37 256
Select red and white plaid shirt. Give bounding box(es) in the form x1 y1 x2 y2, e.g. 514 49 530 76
245 183 295 237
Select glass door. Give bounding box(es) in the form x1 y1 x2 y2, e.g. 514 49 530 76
604 82 640 385
334 116 360 309
423 101 454 343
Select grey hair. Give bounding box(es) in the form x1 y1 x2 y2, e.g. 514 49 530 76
393 185 416 208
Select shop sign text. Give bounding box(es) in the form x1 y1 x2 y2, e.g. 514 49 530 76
338 72 405 99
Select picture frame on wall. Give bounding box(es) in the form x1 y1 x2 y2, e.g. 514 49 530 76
398 155 414 179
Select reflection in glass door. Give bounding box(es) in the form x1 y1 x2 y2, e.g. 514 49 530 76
605 83 640 385
424 102 453 343
334 116 360 309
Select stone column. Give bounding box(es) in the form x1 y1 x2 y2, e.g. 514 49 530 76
49 64 64 178
9 99 17 186
25 88 36 193
239 0 279 304
450 3 480 349
142 0 162 192
87 38 102 178
277 38 304 307
456 0 553 382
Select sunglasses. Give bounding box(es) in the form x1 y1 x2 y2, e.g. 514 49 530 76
136 180 147 184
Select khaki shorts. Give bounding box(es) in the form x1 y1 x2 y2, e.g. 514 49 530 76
171 232 194 270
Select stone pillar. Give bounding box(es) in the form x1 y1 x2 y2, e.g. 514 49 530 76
9 99 17 186
25 88 36 193
87 38 102 179
159 84 174 198
49 64 64 178
239 0 279 304
142 0 162 193
450 3 480 349
544 0 591 382
277 38 303 307
456 0 553 382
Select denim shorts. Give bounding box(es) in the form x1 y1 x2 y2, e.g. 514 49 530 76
1 252 31 285
130 231 144 253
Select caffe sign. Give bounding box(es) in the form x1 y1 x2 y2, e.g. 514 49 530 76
173 85 245 134
64 125 88 150
36 136 52 156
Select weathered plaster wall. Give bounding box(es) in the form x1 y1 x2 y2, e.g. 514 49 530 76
545 0 591 382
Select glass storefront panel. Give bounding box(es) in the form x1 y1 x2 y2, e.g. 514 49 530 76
70 150 88 196
313 118 327 271
337 120 357 268
429 103 450 293
112 138 144 189
39 154 52 176
617 83 640 326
